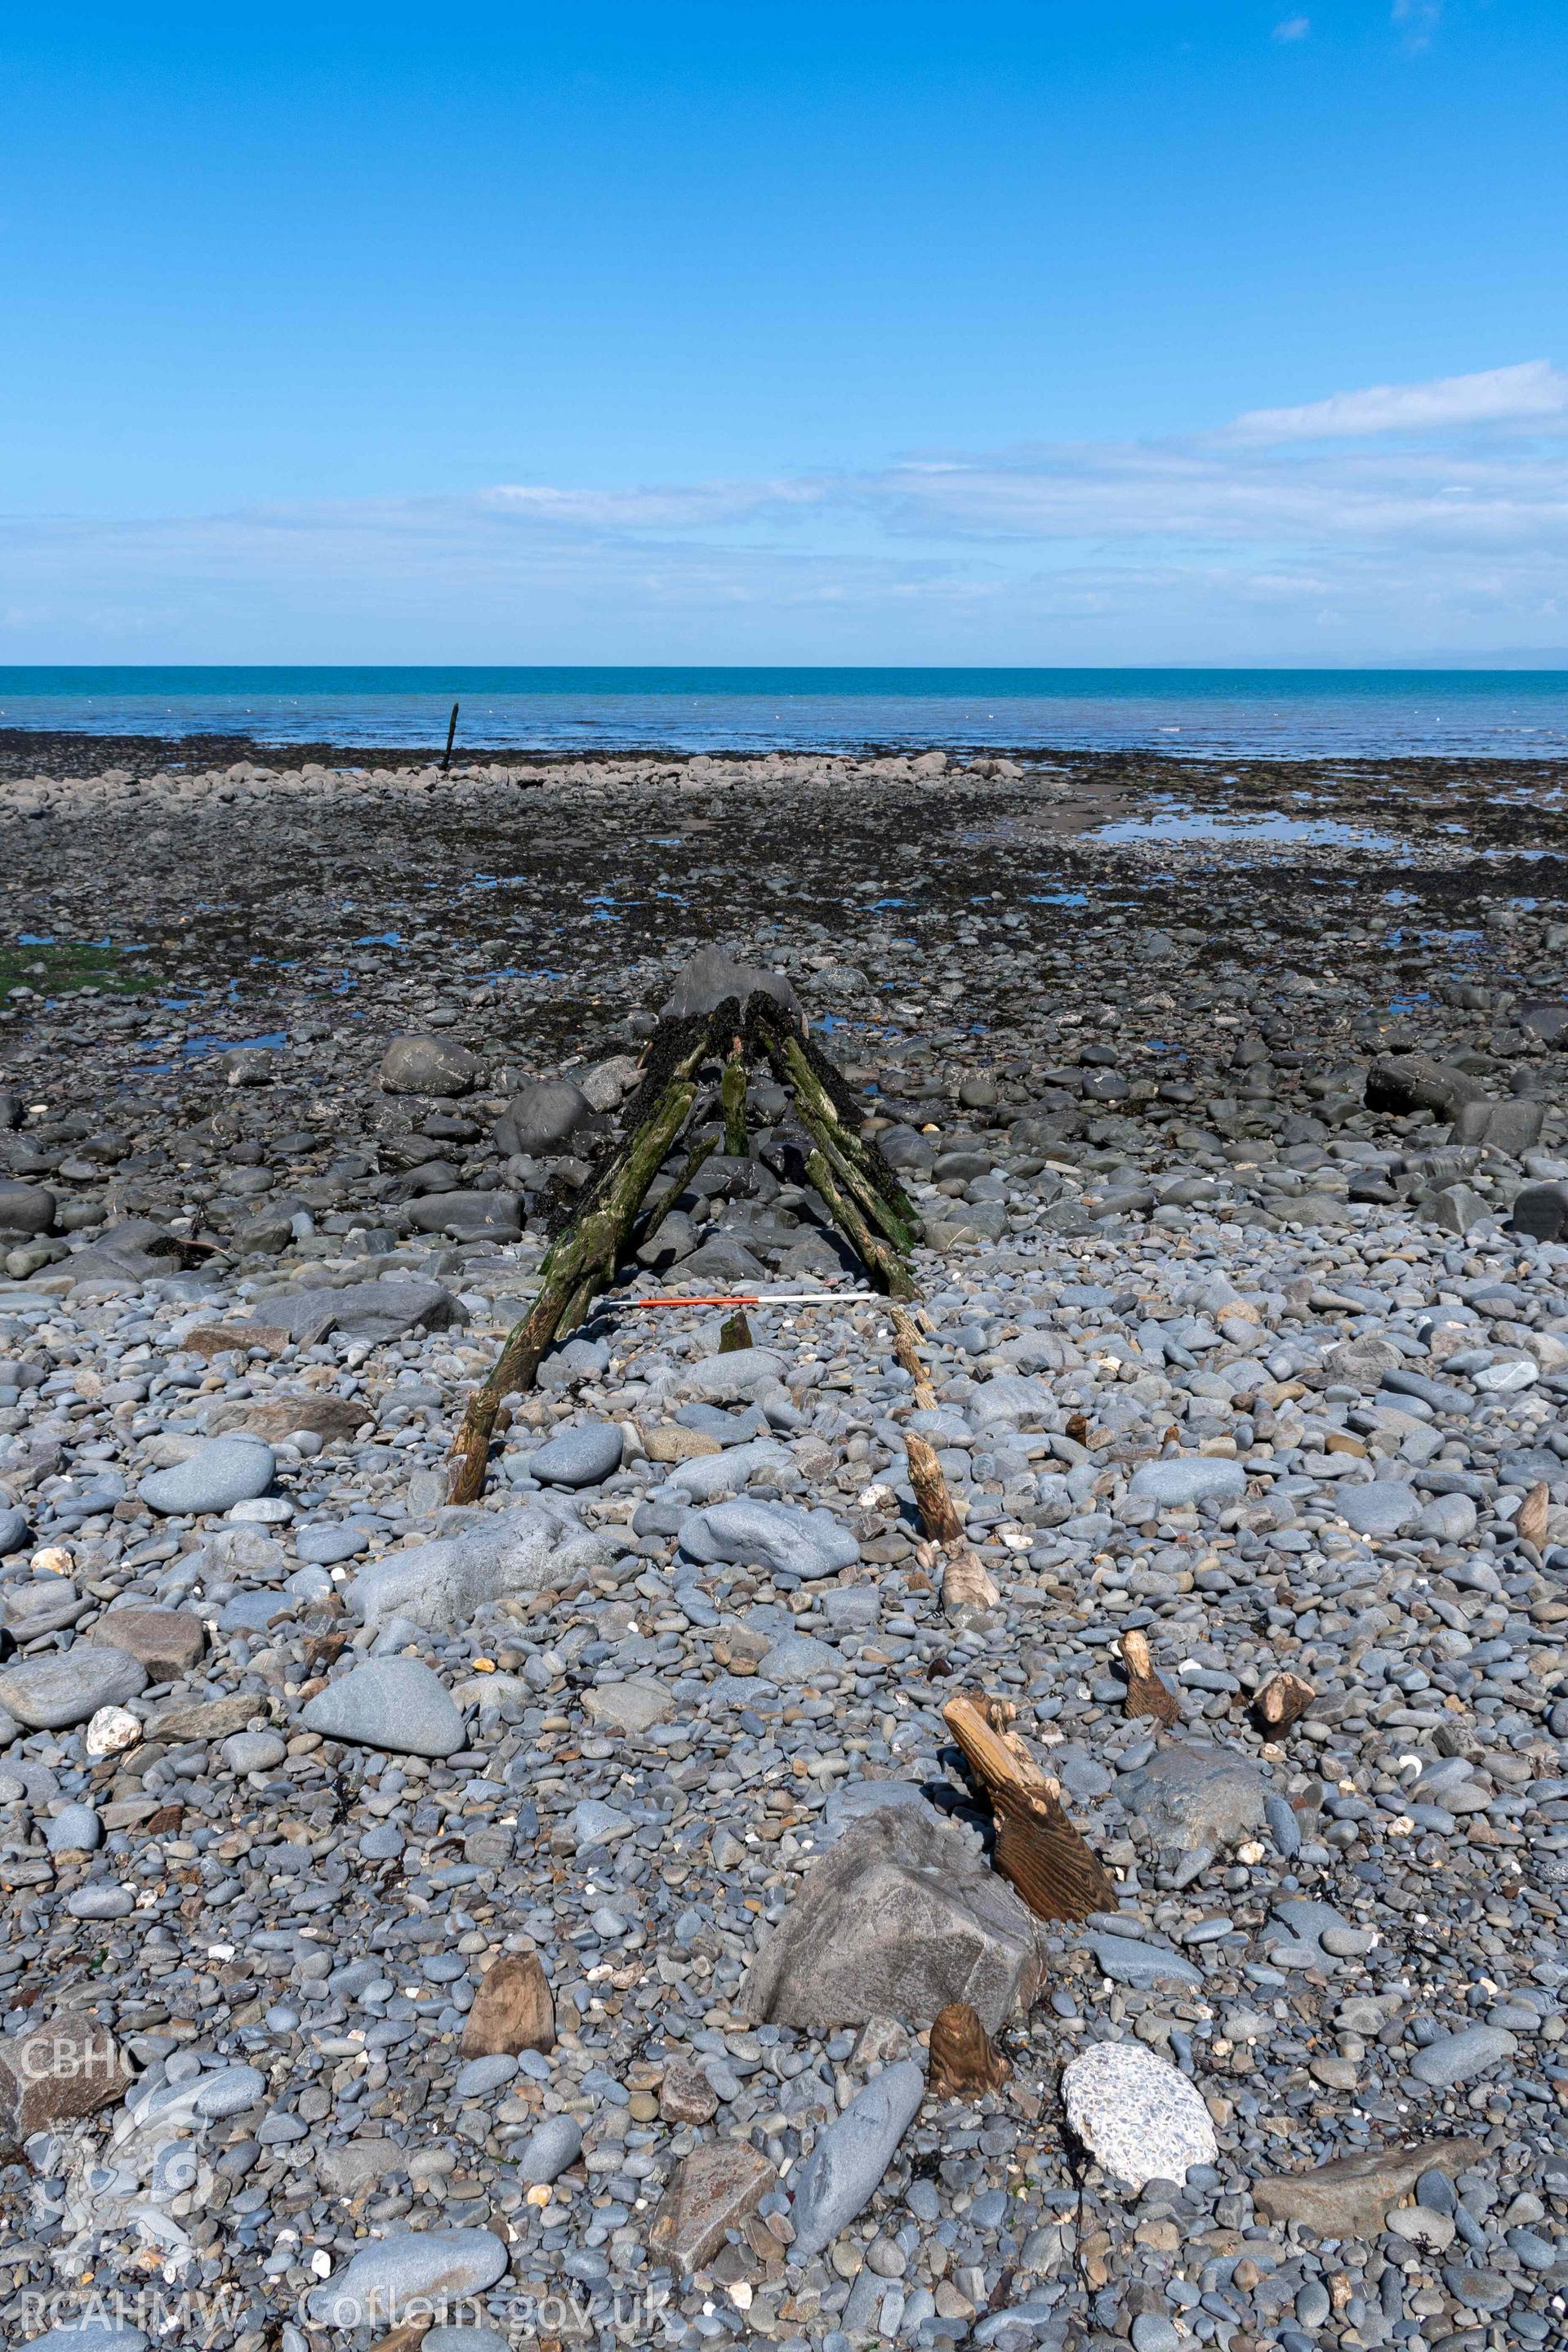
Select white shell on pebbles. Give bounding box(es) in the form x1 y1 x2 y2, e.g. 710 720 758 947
1062 2039 1218 2191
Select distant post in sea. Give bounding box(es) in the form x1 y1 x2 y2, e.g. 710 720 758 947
440 701 460 773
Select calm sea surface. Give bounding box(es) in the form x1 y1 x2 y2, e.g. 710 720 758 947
2 666 1566 759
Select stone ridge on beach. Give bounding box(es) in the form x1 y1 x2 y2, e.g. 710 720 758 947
0 739 1566 2348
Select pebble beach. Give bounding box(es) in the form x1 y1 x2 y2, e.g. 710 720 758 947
2 733 1567 2352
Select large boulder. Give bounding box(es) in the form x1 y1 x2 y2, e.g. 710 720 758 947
743 1803 1042 2032
494 1080 593 1158
403 1190 523 1238
253 1279 466 1347
1512 1182 1568 1242
378 1035 481 1096
1117 1743 1267 1855
679 1496 858 1580
659 945 804 1025
1365 1055 1488 1120
0 1183 55 1236
346 1503 621 1633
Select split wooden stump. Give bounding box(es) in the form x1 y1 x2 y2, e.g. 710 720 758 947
461 1949 555 2057
1118 1628 1179 1726
942 1691 1116 1923
1253 1670 1316 1735
928 2002 1010 2099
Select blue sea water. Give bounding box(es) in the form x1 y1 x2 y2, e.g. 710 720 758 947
1 666 1566 759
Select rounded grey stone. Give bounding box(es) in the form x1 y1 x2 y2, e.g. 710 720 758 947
295 1521 372 1565
453 2053 518 2099
192 2065 267 2118
1131 2319 1182 2352
517 2114 582 2185
379 1034 481 1096
221 1730 287 1775
572 1798 632 1847
21 2325 148 2352
1410 2025 1517 2087
678 1495 859 1579
1296 2281 1332 2326
45 1802 102 1852
300 1658 466 1757
1128 1456 1248 1508
0 1183 56 1236
496 1078 592 1156
0 1644 148 1731
659 945 802 1023
1264 1791 1302 1858
66 1883 135 1920
789 2058 925 2257
1338 1482 1420 1537
306 2227 509 2326
528 1421 624 1487
138 1437 275 1517
759 1631 841 1686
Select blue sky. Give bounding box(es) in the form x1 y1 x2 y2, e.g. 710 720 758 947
2 2 1565 662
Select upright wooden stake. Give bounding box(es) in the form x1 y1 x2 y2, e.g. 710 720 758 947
889 1303 938 1409
904 1432 964 1544
447 1054 706 1501
804 1149 917 1300
1118 1628 1179 1726
721 1051 747 1159
634 1129 717 1252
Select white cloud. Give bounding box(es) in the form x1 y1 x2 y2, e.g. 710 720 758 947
1227 360 1568 443
1272 16 1311 42
2 359 1566 661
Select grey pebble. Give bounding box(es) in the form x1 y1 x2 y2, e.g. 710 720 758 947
1410 2025 1517 2087
45 1802 102 1851
788 2058 924 2256
138 1435 275 1516
528 1420 624 1486
517 2114 583 2184
300 1656 466 1756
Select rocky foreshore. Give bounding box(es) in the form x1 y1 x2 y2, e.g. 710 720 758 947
1 742 1566 2352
